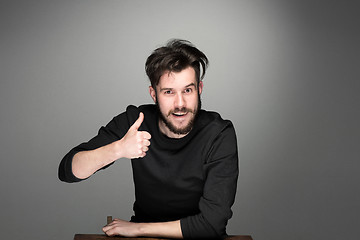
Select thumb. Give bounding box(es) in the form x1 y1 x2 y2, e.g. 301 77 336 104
130 112 144 131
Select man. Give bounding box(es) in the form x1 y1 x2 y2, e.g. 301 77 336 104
59 39 238 239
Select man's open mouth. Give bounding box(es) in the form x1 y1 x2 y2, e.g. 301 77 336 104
172 112 187 116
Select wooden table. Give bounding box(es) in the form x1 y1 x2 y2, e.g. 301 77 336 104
74 234 253 240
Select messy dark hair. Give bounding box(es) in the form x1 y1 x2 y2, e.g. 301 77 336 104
145 39 209 88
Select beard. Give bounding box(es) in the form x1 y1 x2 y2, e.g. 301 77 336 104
156 94 202 136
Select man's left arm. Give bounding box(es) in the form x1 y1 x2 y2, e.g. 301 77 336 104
181 123 239 238
102 219 183 239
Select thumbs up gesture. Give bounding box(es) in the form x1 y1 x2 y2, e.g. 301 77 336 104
119 112 151 159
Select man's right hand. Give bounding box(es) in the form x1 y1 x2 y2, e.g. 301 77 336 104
72 112 151 179
117 112 151 159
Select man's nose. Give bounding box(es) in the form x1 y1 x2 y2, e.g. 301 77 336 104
174 93 185 108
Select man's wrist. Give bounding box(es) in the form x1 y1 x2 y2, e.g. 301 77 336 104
135 221 183 239
137 222 147 236
102 140 123 162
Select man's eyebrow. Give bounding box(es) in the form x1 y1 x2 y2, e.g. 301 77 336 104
160 83 197 92
185 83 196 88
185 83 197 89
159 87 173 92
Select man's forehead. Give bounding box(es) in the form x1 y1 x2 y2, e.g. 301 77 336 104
158 67 197 88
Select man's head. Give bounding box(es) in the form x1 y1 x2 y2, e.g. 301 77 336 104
145 39 209 89
145 39 209 138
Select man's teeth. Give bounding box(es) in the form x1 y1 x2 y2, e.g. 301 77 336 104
173 112 186 116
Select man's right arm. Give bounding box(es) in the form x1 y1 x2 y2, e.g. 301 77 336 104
60 112 151 182
71 140 125 180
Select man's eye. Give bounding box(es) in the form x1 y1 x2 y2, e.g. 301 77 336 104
164 90 172 94
184 88 192 93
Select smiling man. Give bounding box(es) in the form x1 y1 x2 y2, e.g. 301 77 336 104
59 39 239 239
151 66 202 138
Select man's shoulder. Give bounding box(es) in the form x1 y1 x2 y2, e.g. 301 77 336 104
194 110 237 162
125 104 155 114
123 104 157 130
198 109 233 129
111 104 156 125
195 109 235 140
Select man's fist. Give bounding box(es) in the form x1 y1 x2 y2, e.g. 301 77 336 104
103 218 141 237
118 112 151 159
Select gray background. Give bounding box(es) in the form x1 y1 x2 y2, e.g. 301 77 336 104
1 0 359 240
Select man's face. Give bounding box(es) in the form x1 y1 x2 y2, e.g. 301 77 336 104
149 67 203 138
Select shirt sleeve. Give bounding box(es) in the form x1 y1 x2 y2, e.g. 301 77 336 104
180 122 239 239
58 112 130 183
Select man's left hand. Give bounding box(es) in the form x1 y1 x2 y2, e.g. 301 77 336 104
102 218 183 239
102 218 141 237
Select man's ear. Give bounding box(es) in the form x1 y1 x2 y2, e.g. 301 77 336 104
198 81 204 95
149 86 156 103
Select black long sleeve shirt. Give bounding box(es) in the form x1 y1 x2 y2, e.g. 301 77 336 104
59 104 239 239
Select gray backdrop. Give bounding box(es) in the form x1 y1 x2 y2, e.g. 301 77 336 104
1 0 359 240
